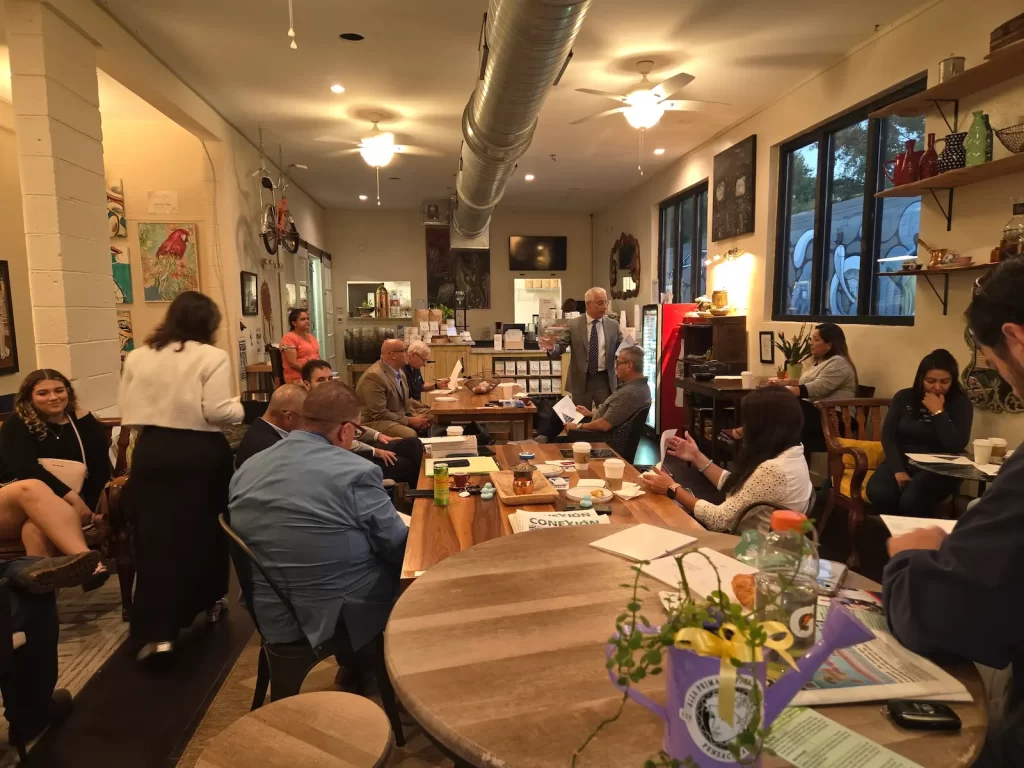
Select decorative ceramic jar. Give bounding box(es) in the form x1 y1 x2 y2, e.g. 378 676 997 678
786 362 804 381
919 133 939 179
512 463 536 495
966 111 993 166
937 132 968 174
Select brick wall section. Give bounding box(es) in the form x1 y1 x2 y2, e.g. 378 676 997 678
6 0 120 411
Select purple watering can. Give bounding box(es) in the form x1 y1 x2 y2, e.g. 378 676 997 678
606 603 873 766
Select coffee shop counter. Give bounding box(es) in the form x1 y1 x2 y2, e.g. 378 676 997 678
424 344 569 394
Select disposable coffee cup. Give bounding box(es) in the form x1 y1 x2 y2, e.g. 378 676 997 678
989 437 1008 459
740 371 755 389
605 458 625 490
974 439 993 465
447 425 464 437
573 441 592 471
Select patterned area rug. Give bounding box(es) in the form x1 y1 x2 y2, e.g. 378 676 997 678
175 634 452 768
0 576 128 766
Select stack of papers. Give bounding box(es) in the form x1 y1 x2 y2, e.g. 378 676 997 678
641 547 756 603
906 453 1001 475
589 523 696 562
880 515 956 537
509 508 610 533
419 435 478 458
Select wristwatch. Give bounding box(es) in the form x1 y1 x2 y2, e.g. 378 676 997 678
667 484 680 500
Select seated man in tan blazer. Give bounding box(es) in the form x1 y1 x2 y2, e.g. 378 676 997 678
355 339 431 438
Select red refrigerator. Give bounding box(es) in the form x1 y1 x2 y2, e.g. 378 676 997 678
642 303 695 434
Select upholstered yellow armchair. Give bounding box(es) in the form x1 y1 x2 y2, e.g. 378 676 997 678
815 398 892 569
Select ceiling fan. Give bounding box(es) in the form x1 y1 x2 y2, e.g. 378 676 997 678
572 60 728 129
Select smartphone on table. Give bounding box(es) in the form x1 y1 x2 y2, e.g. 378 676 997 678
816 559 848 596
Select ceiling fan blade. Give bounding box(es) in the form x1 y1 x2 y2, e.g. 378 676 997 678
651 71 695 101
661 98 731 112
575 88 629 103
395 145 446 158
570 106 628 125
314 135 361 146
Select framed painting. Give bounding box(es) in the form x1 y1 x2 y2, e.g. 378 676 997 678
712 135 757 242
241 271 259 315
759 331 775 364
138 222 199 302
107 179 127 238
0 262 18 375
117 310 134 372
425 226 491 309
111 245 133 304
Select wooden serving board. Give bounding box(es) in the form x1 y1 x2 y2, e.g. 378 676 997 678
489 470 560 505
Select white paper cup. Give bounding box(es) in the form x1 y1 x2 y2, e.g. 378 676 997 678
974 439 993 465
573 441 592 470
605 458 625 489
989 437 1008 458
741 371 755 389
447 425 464 437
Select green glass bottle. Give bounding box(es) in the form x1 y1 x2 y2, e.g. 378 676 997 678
966 111 992 166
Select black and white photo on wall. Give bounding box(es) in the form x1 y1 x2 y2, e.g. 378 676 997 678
241 271 259 315
759 331 775 365
0 261 19 375
712 134 757 242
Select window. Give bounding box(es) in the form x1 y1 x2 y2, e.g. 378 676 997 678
658 182 709 303
773 78 926 324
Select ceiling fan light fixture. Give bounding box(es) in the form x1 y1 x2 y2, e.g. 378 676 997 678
623 89 664 130
359 131 396 168
653 148 665 155
330 84 345 94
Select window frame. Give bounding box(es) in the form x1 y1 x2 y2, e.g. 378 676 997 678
772 76 927 326
658 180 710 304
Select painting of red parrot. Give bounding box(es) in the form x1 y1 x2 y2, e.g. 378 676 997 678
139 223 199 301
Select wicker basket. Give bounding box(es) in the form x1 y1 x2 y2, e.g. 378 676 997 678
996 123 1024 154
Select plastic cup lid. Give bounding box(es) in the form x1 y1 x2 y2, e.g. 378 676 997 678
770 509 807 532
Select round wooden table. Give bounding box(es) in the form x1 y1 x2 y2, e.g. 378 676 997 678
195 691 393 768
385 525 986 768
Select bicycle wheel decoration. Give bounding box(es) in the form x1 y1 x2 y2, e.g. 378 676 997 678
261 203 279 255
282 217 300 254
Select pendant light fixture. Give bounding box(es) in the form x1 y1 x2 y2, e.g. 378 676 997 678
287 0 297 49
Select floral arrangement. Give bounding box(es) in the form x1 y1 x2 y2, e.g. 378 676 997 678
773 326 812 367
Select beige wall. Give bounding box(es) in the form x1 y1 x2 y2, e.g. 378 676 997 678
326 210 592 374
593 0 1024 443
0 125 37 395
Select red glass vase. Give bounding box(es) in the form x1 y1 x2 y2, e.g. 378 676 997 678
919 133 939 179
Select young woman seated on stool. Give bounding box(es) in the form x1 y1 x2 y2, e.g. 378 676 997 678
866 349 972 517
641 388 813 534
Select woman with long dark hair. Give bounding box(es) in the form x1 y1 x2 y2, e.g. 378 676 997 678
119 291 243 661
867 349 972 517
641 388 813 533
280 308 320 384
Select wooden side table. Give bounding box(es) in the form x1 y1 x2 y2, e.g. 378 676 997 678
195 691 393 768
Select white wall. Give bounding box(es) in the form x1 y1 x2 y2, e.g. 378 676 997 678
0 124 37 395
593 0 1024 443
326 210 592 374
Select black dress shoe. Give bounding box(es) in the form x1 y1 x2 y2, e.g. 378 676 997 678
10 552 100 594
14 689 73 744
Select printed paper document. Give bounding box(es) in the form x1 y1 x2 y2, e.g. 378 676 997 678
553 395 585 425
766 707 924 768
590 524 696 563
881 516 956 537
641 547 756 603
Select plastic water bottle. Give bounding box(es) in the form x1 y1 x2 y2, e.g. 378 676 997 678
754 510 819 669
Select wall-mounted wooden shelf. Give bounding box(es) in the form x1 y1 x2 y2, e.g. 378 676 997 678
875 152 1024 197
879 262 995 315
346 315 415 322
869 40 1024 120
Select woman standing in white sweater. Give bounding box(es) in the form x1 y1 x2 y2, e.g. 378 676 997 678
119 291 243 661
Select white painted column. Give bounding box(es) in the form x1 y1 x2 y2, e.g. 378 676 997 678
5 0 119 412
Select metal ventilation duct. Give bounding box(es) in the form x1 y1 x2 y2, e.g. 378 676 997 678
452 0 591 244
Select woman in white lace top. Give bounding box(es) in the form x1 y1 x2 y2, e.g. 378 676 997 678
641 388 813 534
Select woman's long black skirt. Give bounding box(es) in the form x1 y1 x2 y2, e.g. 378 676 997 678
126 427 233 645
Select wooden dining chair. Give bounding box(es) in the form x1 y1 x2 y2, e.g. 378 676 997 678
815 398 892 569
218 514 405 746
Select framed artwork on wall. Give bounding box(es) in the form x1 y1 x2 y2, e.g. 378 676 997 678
712 135 757 242
241 271 259 315
107 179 127 238
138 222 199 301
117 310 134 372
111 246 133 304
0 261 19 376
759 331 775 364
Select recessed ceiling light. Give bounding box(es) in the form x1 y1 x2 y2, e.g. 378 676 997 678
359 195 368 201
330 84 345 94
524 174 535 181
339 33 364 41
653 148 665 155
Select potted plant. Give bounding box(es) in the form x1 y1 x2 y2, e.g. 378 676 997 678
572 536 872 768
437 303 455 321
358 299 375 318
774 326 812 380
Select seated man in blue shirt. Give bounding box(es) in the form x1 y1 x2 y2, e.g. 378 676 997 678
229 380 408 656
883 257 1024 767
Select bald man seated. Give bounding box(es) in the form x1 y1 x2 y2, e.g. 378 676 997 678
235 384 308 467
355 339 431 439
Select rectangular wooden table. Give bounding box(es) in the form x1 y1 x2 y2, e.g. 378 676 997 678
420 387 537 441
676 376 768 462
400 441 706 579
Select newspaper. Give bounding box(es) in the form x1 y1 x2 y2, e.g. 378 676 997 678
787 589 971 706
509 508 610 533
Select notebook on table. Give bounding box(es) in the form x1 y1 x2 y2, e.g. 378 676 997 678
589 523 697 563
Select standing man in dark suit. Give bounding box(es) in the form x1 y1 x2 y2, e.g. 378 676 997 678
540 286 622 410
235 384 307 467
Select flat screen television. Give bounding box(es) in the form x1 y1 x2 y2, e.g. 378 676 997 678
509 235 568 271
